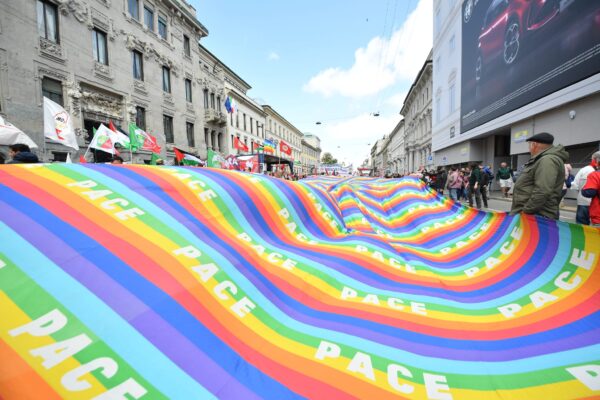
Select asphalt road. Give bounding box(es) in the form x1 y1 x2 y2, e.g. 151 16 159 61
482 198 576 224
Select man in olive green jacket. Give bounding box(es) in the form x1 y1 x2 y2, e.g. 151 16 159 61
511 132 569 220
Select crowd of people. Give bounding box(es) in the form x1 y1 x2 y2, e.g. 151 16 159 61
3 133 600 227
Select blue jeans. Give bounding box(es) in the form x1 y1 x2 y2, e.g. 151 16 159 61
449 188 459 201
576 205 590 225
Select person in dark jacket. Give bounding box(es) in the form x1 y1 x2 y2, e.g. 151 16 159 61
510 132 569 219
468 163 483 209
7 143 39 164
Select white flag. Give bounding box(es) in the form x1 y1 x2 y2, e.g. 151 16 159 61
89 124 117 155
66 153 72 163
43 97 79 150
0 116 38 148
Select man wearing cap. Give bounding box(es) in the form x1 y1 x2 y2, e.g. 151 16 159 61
510 132 569 219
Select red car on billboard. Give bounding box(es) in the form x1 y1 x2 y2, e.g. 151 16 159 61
475 0 563 81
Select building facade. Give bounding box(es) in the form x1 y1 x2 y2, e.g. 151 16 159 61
226 81 266 157
301 133 321 175
387 119 406 174
431 0 461 168
400 51 433 173
0 0 212 162
432 0 600 191
263 105 302 173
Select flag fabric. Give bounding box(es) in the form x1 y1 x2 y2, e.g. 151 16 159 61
233 136 248 152
128 123 161 153
65 153 72 164
0 169 599 399
150 152 162 165
279 140 292 156
0 115 38 148
207 148 225 168
43 97 79 150
174 147 202 166
263 139 275 154
224 96 233 113
79 155 87 163
88 124 116 154
106 120 133 149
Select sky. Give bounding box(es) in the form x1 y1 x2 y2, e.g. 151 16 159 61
192 0 433 168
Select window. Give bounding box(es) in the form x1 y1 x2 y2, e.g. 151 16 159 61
236 113 239 128
162 66 171 93
243 113 247 131
185 79 192 102
186 122 195 147
449 84 456 113
37 0 59 43
135 106 146 130
205 128 209 146
435 97 441 123
158 15 167 39
128 0 139 20
250 117 253 134
210 93 215 109
203 89 209 108
216 96 221 111
132 50 143 80
92 29 108 65
183 35 190 57
144 6 154 31
42 77 63 106
163 115 173 143
449 34 456 53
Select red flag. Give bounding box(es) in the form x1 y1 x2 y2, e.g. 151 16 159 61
279 140 292 155
234 136 248 152
79 155 87 163
108 120 118 133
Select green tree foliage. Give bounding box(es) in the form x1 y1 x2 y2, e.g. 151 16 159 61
321 152 338 164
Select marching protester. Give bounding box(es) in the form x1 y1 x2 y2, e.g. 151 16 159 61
572 151 600 225
6 143 39 164
496 162 514 198
111 156 124 164
510 133 569 219
447 166 462 201
468 163 483 209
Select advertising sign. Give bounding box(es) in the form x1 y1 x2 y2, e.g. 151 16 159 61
461 0 600 133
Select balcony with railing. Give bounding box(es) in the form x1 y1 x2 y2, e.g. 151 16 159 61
204 109 227 125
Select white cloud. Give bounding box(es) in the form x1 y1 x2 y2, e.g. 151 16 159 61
268 51 280 61
317 113 401 167
385 91 408 109
303 0 432 98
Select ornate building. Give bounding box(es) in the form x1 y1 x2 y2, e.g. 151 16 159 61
0 0 210 162
400 50 433 173
263 105 303 173
387 119 406 174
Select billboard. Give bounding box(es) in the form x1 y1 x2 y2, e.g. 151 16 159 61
461 0 600 133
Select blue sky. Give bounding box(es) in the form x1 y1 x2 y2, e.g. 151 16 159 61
191 0 432 167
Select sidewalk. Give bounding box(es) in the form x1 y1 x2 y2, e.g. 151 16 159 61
487 190 577 212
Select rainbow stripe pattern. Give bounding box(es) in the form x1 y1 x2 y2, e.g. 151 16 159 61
0 164 599 399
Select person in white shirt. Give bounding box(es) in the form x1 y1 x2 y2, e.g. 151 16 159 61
571 151 600 225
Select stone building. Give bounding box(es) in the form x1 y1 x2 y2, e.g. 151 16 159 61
226 82 266 157
263 105 303 172
0 0 211 162
300 133 321 175
400 50 433 173
387 119 406 174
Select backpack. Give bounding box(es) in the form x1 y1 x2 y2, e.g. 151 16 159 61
565 174 575 188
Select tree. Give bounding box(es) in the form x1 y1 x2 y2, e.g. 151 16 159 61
321 152 338 164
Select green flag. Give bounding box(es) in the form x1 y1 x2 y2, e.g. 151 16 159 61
150 153 162 165
127 123 144 151
207 149 225 168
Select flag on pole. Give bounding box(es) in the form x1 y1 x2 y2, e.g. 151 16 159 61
89 124 117 155
174 147 202 166
107 120 133 149
0 116 38 149
233 136 248 152
279 140 292 156
79 155 87 163
224 95 236 114
128 123 161 153
66 153 72 164
43 97 79 150
150 152 163 165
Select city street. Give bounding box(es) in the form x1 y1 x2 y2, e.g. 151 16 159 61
482 193 577 224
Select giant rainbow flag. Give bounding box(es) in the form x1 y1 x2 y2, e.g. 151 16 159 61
0 164 599 399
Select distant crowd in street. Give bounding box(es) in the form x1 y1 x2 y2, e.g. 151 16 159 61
3 133 600 227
